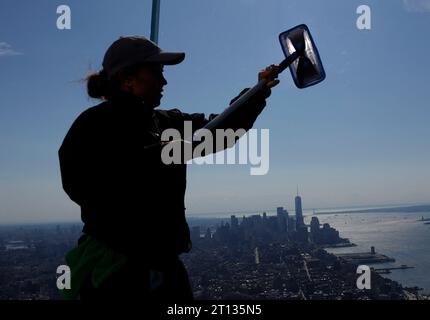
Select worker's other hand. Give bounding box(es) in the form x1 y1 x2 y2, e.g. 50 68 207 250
259 64 280 89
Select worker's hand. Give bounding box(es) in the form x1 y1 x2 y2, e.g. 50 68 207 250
259 64 280 89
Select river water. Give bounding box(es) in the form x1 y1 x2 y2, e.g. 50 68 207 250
308 211 430 294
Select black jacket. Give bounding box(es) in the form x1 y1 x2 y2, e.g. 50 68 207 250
58 88 269 261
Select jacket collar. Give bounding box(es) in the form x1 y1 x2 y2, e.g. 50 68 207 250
109 90 155 119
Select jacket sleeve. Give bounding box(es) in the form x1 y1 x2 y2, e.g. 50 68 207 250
161 87 271 157
217 86 271 132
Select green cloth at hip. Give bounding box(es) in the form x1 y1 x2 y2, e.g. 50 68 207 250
59 235 128 300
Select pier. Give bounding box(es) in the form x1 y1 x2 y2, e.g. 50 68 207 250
372 265 414 274
334 246 395 265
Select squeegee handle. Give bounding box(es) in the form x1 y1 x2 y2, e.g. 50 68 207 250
278 50 301 73
201 79 267 132
197 51 301 133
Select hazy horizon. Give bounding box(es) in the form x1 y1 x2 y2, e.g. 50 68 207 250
1 200 429 226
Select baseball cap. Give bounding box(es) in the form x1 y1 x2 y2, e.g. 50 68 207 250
102 36 185 77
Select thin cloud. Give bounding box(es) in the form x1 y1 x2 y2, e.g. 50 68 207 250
0 42 22 57
403 0 430 12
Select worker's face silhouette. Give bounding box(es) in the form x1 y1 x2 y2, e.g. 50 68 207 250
122 63 167 108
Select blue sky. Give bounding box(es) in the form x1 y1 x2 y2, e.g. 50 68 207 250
0 0 429 223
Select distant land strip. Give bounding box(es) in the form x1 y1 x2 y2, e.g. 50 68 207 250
315 205 430 215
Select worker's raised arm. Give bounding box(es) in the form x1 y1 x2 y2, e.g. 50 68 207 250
156 65 280 161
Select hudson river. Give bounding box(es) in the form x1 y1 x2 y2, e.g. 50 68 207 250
312 211 430 294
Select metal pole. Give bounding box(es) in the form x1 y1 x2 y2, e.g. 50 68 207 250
150 0 161 44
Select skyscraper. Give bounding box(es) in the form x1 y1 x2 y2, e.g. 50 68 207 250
277 207 287 232
288 217 296 233
230 215 239 229
295 186 304 228
254 247 260 265
310 217 321 243
310 217 320 234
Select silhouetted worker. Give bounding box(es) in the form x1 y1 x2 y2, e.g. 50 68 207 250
58 36 279 300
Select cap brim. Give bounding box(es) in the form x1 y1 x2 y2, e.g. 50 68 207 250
145 51 185 65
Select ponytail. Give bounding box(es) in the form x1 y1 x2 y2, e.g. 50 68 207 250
85 70 110 100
